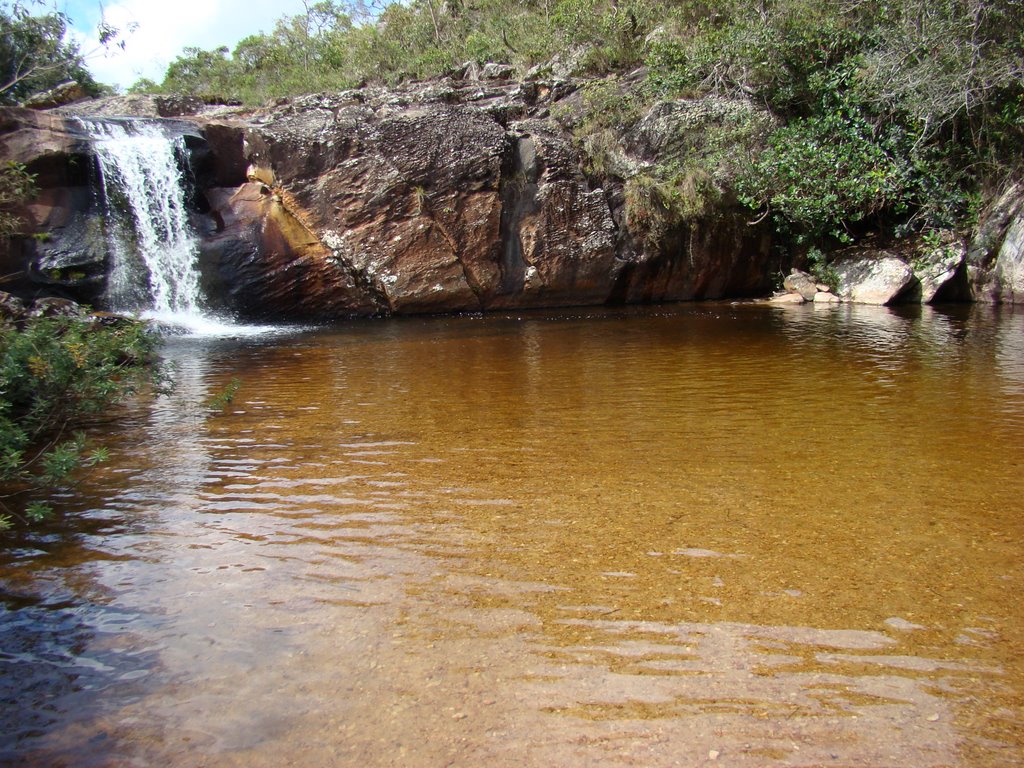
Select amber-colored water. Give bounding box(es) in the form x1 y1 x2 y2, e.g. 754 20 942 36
2 302 1023 767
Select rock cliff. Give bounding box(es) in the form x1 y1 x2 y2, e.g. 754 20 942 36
196 80 775 319
2 77 1022 317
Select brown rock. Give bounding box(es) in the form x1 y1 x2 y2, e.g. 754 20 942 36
10 79 781 320
28 296 85 318
0 291 27 324
770 292 805 304
22 81 89 110
201 183 382 319
783 270 819 300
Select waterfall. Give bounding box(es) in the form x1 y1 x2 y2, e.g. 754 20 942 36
81 118 205 326
75 118 243 336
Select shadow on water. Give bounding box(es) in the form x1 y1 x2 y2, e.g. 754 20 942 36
0 524 166 766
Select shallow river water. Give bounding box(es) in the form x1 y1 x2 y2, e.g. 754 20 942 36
1 302 1023 767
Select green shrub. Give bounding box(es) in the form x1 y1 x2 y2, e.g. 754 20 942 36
736 73 969 243
559 79 645 177
0 161 36 237
806 246 840 290
0 316 163 530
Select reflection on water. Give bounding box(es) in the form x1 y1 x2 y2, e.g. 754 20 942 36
1 303 1023 767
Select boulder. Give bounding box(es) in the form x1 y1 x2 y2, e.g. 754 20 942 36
481 63 516 80
990 215 1024 302
910 235 967 303
968 183 1024 302
451 61 482 81
27 297 85 318
22 81 89 110
0 291 27 326
770 292 805 304
783 270 819 301
834 253 916 305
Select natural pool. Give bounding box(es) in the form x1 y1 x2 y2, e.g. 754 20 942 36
1 302 1022 767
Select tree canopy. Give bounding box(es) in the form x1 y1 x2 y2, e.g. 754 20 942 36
0 1 106 104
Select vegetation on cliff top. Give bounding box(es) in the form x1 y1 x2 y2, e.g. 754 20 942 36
0 0 125 104
4 0 1022 255
127 0 1021 253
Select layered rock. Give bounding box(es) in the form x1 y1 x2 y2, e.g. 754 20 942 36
3 76 1023 316
196 82 775 318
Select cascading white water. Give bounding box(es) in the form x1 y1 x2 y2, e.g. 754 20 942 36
83 119 206 324
78 118 287 337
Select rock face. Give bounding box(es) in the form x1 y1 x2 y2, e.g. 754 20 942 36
195 82 775 318
3 78 1023 316
969 183 1024 303
0 108 97 299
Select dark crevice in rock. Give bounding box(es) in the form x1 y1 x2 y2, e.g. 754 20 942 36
606 259 636 305
931 259 972 303
496 134 540 298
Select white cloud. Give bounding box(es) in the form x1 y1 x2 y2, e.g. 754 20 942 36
67 0 302 89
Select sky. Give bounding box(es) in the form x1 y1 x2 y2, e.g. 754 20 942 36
60 0 306 89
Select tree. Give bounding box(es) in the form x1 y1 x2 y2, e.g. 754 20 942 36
0 1 97 103
857 0 1024 161
0 1 136 104
162 45 234 96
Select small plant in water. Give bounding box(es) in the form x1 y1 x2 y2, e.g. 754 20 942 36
206 378 241 412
